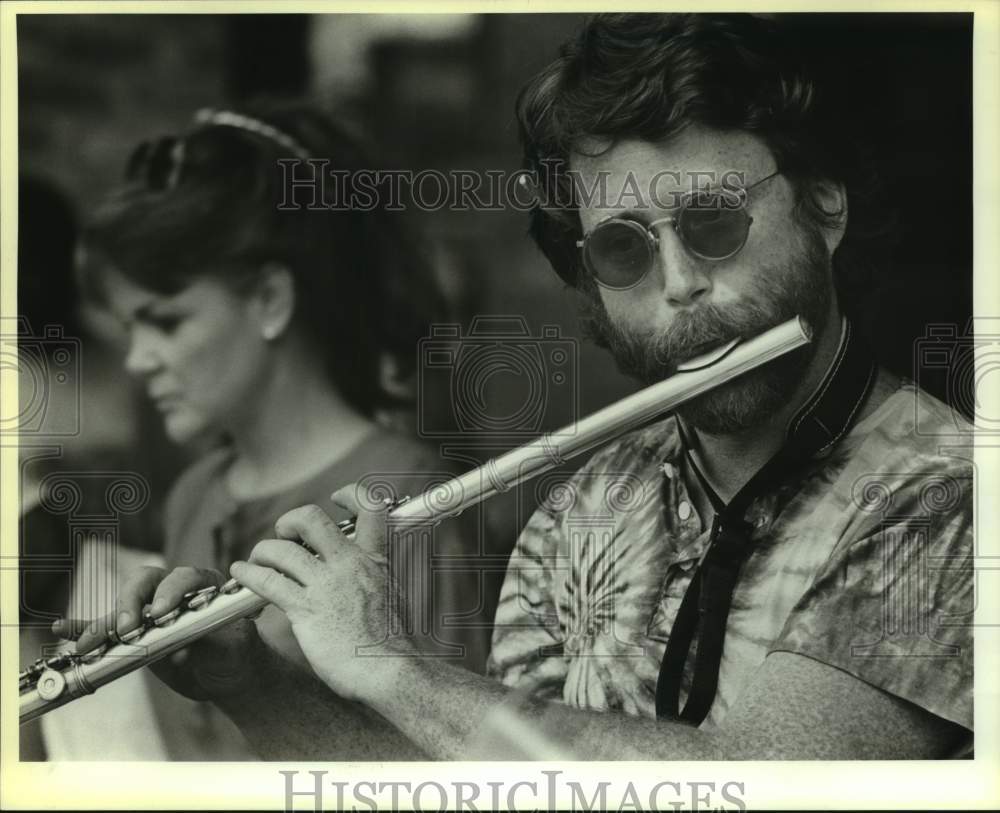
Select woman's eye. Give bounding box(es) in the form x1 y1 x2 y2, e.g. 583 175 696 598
147 314 182 333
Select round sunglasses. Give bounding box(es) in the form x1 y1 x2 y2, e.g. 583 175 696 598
576 170 782 290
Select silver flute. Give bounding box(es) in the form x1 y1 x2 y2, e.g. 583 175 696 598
19 316 811 724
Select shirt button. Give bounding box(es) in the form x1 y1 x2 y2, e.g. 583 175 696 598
662 462 676 480
678 500 692 521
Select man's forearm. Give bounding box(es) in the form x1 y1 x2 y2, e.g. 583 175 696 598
214 645 428 761
364 656 722 761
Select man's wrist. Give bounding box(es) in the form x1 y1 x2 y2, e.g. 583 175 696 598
340 638 424 711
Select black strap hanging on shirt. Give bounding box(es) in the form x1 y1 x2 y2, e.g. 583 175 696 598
654 319 877 725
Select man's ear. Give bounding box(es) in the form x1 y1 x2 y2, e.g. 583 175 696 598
254 262 296 341
810 179 848 254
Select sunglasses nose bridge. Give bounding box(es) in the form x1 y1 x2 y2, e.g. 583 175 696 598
644 215 679 251
646 214 716 305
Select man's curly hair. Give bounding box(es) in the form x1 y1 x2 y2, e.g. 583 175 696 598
516 13 891 322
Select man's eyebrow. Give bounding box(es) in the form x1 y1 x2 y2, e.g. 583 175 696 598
605 207 655 222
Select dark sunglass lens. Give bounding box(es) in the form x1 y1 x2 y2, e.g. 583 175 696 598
585 221 653 288
679 198 751 259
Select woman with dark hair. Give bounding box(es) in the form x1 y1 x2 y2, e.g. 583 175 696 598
77 104 486 759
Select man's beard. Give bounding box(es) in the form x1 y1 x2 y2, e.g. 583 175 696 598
583 227 834 436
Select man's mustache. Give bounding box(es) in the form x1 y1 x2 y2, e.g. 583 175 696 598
645 303 776 370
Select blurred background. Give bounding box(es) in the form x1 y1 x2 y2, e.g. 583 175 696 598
12 11 974 757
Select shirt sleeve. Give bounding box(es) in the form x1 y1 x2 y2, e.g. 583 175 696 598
769 466 974 732
485 500 570 702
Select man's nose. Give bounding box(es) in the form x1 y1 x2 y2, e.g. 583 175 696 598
654 226 713 307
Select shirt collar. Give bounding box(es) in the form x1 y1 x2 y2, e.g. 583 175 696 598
784 316 877 456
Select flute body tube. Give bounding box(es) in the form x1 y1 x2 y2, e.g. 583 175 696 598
19 317 811 724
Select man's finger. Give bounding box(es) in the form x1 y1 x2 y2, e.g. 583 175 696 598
69 614 115 653
51 616 95 640
249 538 320 585
151 567 225 617
331 483 390 560
330 483 362 515
114 566 170 634
61 565 168 652
274 504 343 560
230 560 302 613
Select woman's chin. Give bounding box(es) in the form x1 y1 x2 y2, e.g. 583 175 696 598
161 410 205 445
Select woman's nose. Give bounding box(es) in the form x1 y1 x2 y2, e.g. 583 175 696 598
654 226 713 307
123 332 161 378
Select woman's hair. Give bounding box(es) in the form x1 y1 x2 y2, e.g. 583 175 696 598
81 102 445 416
517 13 893 315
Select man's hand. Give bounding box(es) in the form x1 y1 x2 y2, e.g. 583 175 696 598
231 486 411 703
52 565 264 702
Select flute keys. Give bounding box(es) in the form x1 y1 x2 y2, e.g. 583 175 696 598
19 658 49 690
188 586 218 610
79 645 108 664
44 653 72 671
152 608 182 627
24 658 46 677
36 669 67 701
220 578 242 595
19 661 45 690
143 606 181 628
120 627 144 645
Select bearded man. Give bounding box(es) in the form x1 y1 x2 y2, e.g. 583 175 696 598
65 13 973 760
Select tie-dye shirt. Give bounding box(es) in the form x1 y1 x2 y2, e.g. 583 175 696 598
486 367 974 738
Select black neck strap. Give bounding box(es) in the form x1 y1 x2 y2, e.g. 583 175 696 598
654 318 877 725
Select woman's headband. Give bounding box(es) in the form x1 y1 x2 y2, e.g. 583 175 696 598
127 109 313 191
192 108 312 161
